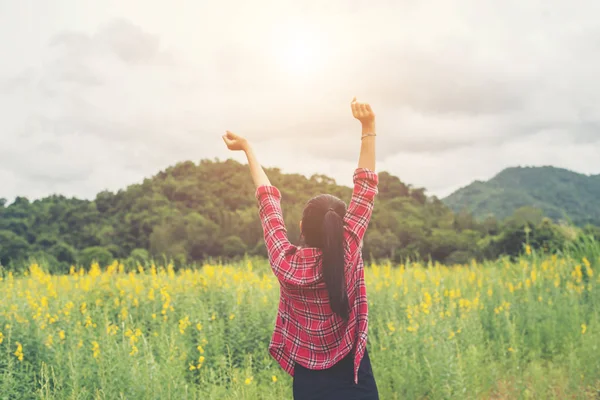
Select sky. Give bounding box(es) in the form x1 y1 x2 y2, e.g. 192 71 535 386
1 0 599 203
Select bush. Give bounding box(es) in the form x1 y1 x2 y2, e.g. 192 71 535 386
79 246 113 269
50 242 76 266
444 250 474 266
222 236 247 259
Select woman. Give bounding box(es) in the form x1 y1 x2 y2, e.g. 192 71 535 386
222 97 379 399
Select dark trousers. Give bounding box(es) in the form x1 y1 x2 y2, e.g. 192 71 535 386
292 348 379 400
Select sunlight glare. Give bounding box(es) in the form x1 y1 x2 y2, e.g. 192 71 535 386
271 20 325 78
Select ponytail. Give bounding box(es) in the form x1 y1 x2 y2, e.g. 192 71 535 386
322 209 349 321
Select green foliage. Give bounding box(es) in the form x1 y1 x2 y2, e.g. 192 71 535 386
0 160 596 270
50 242 76 265
222 236 247 259
0 230 30 266
79 247 114 268
443 166 600 226
129 248 150 264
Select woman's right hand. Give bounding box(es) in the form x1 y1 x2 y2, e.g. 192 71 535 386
351 97 375 127
222 131 249 152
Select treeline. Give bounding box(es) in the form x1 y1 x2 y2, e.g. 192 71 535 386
1 159 599 273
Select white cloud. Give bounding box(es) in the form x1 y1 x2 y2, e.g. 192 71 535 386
1 0 600 203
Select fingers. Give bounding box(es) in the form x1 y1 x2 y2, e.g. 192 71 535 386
223 131 236 146
351 97 373 118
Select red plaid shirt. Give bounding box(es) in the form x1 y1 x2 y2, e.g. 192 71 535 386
255 168 378 384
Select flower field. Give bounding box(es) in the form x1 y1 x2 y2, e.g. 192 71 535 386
1 250 599 399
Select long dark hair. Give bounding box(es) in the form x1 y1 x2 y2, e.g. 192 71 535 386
301 194 349 321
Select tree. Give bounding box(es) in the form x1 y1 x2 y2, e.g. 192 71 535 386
186 213 220 260
410 187 427 205
129 248 150 265
0 158 594 270
51 242 76 266
79 247 113 268
377 172 410 200
0 230 30 266
482 216 500 235
222 236 247 258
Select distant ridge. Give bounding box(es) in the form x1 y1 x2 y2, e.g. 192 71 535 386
442 166 600 226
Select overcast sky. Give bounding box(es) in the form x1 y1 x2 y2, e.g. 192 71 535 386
1 0 599 203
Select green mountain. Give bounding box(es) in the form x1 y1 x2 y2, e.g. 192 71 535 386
443 166 600 226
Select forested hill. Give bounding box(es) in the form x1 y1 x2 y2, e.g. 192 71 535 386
442 166 600 226
1 160 598 271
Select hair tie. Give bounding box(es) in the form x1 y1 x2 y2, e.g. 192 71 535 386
328 207 335 212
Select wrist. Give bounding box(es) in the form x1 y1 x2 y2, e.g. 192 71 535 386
242 141 252 154
361 122 376 135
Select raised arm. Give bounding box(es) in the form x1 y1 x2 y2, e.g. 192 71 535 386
222 131 271 188
222 131 297 281
344 98 378 258
352 97 376 172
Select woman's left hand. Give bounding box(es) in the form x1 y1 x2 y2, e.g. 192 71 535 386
222 131 249 151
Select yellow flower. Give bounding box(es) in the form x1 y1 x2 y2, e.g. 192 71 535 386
14 342 24 361
229 313 235 320
525 245 531 255
508 347 515 353
107 324 118 336
0 332 3 345
59 330 66 340
84 315 96 328
387 322 396 333
196 323 202 331
179 316 191 334
129 345 138 356
45 334 54 348
272 375 278 383
581 324 587 335
189 363 196 371
244 377 253 385
91 341 100 359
